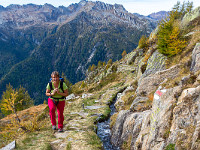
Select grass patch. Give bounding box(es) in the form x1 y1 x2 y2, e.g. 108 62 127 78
165 143 175 150
88 73 118 92
122 134 132 150
121 91 135 110
86 131 102 149
110 112 119 128
83 98 96 106
66 142 72 150
97 106 111 122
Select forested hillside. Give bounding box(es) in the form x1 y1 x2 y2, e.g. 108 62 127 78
0 0 158 104
1 1 200 150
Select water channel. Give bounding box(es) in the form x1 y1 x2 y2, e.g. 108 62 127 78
97 95 120 150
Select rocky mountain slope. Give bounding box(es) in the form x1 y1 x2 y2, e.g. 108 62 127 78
1 5 200 150
0 0 157 104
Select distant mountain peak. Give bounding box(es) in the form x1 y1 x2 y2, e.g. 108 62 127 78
0 1 157 29
147 11 169 21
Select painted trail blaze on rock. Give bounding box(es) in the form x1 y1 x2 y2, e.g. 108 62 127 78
156 90 163 96
154 89 167 100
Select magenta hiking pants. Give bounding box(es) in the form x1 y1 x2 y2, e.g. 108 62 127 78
48 98 65 129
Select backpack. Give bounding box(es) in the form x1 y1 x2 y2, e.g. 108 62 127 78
49 77 64 93
49 77 66 105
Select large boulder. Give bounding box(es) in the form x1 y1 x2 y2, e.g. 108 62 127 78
182 6 200 27
125 50 139 65
133 86 182 150
137 64 181 96
120 110 151 149
111 86 182 150
167 85 200 150
191 43 200 74
111 110 132 146
142 50 167 78
115 86 135 111
130 96 149 112
111 109 151 148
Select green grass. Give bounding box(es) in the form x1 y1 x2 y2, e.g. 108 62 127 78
86 131 102 149
41 143 52 150
165 143 175 150
83 98 96 106
66 142 72 150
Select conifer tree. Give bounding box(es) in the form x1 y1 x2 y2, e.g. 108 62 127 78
98 61 103 68
103 62 106 67
88 65 92 72
0 84 33 117
80 81 86 89
61 72 72 94
91 64 96 71
157 1 192 57
138 35 148 49
107 59 112 65
1 86 21 122
122 50 127 58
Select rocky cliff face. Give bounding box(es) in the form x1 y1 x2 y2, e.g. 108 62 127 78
109 43 200 150
0 1 157 30
108 7 200 150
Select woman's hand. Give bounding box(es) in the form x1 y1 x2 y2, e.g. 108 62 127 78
52 88 58 95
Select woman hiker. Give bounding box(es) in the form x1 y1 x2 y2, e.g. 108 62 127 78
46 71 68 132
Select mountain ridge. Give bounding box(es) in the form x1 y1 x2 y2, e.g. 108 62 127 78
1 2 200 150
0 0 159 104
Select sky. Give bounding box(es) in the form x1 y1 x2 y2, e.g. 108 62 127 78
1 0 200 16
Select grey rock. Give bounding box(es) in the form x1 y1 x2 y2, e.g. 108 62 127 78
51 139 63 144
142 50 167 78
0 140 15 150
111 110 132 146
167 86 200 149
126 50 139 65
65 93 76 100
82 93 93 99
130 96 149 112
137 64 181 96
84 106 106 110
182 6 200 28
191 43 200 73
121 112 144 146
115 86 135 111
145 86 182 149
54 131 69 138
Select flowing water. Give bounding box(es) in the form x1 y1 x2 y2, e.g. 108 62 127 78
97 96 120 150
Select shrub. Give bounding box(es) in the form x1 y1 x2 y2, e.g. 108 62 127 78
138 35 149 49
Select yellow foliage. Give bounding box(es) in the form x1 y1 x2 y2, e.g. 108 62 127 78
107 59 112 65
91 64 96 71
1 90 20 114
80 81 87 89
167 25 187 56
158 19 187 57
138 35 149 49
122 50 127 58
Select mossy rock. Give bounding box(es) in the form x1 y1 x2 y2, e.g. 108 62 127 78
182 6 200 27
142 50 167 78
